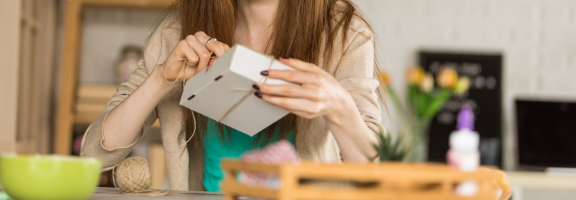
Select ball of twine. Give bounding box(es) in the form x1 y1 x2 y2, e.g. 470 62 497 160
112 157 168 196
115 157 152 193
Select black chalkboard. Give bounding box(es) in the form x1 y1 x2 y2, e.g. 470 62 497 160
420 52 502 168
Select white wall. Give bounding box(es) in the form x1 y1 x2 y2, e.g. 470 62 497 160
353 0 576 170
0 0 21 153
80 7 163 84
74 1 576 169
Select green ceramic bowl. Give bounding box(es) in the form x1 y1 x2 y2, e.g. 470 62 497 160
0 155 102 200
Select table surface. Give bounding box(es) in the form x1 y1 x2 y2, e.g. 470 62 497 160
506 171 576 190
89 171 576 200
89 187 224 200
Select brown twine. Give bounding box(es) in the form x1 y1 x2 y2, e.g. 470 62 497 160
161 58 197 192
163 57 197 152
112 55 274 195
113 58 195 196
112 157 168 196
216 56 274 122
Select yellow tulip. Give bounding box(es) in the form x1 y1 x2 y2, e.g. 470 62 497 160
419 73 434 92
406 66 424 85
454 76 471 94
379 70 392 86
436 67 458 88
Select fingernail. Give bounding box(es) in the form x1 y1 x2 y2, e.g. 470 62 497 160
254 92 263 98
252 84 260 90
260 70 269 76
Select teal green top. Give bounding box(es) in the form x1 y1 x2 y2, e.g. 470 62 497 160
202 118 295 192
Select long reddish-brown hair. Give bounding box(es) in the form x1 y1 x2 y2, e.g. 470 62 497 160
166 0 385 145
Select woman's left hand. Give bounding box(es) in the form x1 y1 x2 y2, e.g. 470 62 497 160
254 58 355 122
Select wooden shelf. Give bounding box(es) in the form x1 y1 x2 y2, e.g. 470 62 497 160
82 0 174 8
75 84 159 127
54 0 172 154
77 84 118 100
74 113 160 128
149 143 167 189
75 84 117 116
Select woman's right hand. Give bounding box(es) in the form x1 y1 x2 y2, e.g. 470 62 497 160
101 32 229 150
158 31 230 83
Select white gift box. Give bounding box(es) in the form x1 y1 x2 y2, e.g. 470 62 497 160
179 45 297 136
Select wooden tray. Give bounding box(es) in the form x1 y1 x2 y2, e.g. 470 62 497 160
221 160 511 200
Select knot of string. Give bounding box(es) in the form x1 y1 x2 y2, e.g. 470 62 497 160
217 56 275 122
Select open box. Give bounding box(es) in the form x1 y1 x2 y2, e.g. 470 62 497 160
221 160 511 200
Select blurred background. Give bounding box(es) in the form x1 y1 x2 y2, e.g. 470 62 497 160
0 0 575 199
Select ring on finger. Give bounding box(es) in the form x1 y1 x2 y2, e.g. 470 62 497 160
205 37 217 48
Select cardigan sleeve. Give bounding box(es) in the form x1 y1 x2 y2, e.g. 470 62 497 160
79 60 158 171
333 19 383 145
80 15 181 171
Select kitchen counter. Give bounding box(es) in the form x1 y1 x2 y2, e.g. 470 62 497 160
506 171 576 190
89 172 576 200
505 171 576 200
89 187 223 200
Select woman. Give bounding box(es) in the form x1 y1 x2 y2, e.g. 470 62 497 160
80 0 384 192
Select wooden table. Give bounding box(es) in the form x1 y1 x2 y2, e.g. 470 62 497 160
89 187 223 200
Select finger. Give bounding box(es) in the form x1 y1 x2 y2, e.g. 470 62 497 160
193 31 227 57
256 83 322 101
210 42 227 57
185 35 211 75
213 43 231 58
291 110 316 119
265 70 322 85
208 58 217 66
193 31 210 44
279 57 322 73
178 41 199 67
260 94 323 114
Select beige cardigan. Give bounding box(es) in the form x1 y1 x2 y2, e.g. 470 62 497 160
80 15 382 191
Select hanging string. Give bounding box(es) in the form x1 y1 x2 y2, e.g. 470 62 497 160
162 57 197 149
164 58 195 192
112 58 195 195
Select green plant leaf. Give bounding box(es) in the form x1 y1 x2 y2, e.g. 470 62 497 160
373 125 413 162
396 151 407 161
386 133 393 152
416 90 427 117
408 85 419 112
423 89 452 120
424 90 434 107
386 87 408 119
373 144 382 161
389 132 403 159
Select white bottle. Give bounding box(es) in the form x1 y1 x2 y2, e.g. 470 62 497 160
446 106 480 196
